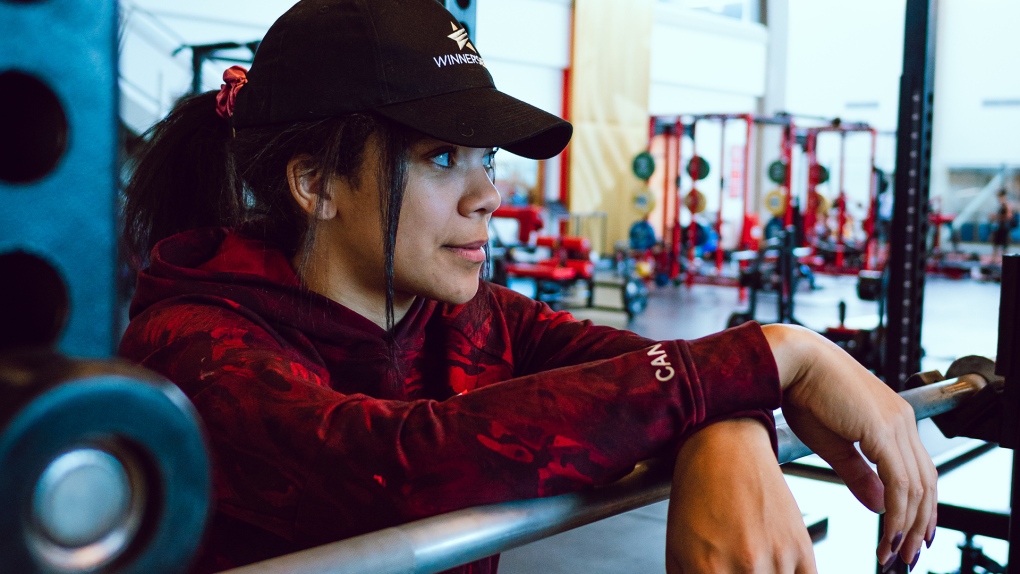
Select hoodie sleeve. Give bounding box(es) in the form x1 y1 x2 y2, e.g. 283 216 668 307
120 296 780 552
482 283 782 453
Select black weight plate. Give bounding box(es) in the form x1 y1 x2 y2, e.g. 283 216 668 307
622 278 648 318
0 359 209 574
874 167 890 194
768 160 788 185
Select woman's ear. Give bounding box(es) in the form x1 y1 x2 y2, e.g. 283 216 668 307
287 154 337 219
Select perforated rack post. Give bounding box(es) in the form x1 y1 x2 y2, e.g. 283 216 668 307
997 254 1020 570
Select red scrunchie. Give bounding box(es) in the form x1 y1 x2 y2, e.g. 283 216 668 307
215 65 249 119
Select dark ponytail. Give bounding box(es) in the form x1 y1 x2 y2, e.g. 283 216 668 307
122 91 239 267
121 89 418 331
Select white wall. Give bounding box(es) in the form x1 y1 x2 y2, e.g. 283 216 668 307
784 0 905 133
931 0 1020 207
475 0 571 203
933 0 1020 168
649 5 768 115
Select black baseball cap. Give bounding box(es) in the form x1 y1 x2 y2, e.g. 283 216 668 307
232 0 572 160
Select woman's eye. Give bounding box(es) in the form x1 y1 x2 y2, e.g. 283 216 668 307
431 151 453 168
483 149 497 170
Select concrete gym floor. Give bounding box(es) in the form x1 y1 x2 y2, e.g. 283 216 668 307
499 272 1009 574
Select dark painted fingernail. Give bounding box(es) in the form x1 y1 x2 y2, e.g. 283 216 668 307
926 529 935 548
910 549 920 570
891 531 904 553
882 555 898 573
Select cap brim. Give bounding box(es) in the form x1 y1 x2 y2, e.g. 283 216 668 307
374 87 572 160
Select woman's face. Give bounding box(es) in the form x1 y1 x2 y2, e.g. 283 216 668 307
323 135 501 313
392 138 501 304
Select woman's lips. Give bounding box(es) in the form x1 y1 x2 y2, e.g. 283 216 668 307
444 240 487 264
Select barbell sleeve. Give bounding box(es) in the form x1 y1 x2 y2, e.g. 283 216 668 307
221 373 988 574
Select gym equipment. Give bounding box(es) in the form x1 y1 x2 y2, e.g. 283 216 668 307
2 4 215 573
685 155 710 181
765 188 787 217
491 209 648 320
628 220 657 251
808 164 830 185
767 160 789 185
631 186 656 217
819 300 884 372
808 191 831 218
684 189 706 214
0 251 70 351
903 313 1020 573
631 151 656 181
908 355 1003 443
856 269 883 302
726 226 814 328
641 113 801 291
686 114 754 283
800 122 880 274
1 0 120 358
644 114 787 289
0 351 211 574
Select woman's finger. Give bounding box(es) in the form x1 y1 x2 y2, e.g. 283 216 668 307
861 420 916 564
889 424 925 564
897 424 938 565
813 433 886 513
867 412 934 567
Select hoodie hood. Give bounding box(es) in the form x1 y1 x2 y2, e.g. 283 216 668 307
130 227 434 345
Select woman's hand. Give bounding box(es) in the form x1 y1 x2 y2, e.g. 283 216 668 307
763 323 937 569
666 418 816 573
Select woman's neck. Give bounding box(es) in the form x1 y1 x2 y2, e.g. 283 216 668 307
293 245 414 330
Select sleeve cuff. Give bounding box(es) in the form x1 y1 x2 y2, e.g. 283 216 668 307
679 321 783 457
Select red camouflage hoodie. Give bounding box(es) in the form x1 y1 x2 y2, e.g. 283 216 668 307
119 227 782 573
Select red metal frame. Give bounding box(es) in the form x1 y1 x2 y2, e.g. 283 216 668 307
558 9 574 207
741 114 753 249
781 122 795 229
715 118 727 273
685 122 698 286
803 131 820 244
644 113 797 290
800 123 880 274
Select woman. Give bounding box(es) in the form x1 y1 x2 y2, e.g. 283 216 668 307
120 0 936 572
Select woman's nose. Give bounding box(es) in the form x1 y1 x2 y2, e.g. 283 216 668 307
461 168 501 217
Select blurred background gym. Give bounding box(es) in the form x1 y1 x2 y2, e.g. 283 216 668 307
2 0 1019 573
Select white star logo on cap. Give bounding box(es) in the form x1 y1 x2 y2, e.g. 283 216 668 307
448 22 476 52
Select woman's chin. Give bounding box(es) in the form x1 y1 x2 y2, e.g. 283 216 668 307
435 280 481 306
